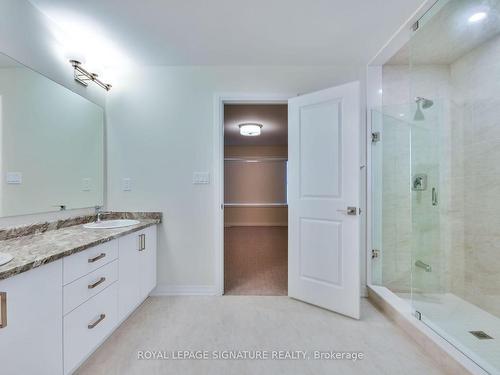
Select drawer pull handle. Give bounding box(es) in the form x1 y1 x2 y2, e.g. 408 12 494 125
88 277 106 289
139 234 146 251
0 292 6 328
88 253 106 263
88 313 106 329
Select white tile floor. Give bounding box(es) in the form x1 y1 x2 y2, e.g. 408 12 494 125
75 296 445 375
398 292 500 374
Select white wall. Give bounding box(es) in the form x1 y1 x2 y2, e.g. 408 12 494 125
106 65 365 291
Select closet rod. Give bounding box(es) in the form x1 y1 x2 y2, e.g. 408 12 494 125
224 157 287 162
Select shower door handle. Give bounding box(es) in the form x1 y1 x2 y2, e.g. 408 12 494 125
432 187 438 206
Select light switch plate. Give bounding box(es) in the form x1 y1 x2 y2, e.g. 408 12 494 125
122 178 132 191
193 172 210 184
6 172 22 184
82 178 91 191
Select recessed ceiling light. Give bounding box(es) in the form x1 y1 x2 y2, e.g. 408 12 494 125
239 123 263 136
399 113 405 117
468 12 487 23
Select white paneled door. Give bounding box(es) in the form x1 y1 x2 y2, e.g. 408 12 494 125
288 82 360 319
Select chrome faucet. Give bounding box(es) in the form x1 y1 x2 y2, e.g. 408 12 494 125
415 260 432 272
94 206 107 222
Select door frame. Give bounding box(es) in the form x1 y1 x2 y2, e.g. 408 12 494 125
213 93 292 295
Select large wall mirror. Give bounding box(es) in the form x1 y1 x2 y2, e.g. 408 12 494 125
0 53 104 217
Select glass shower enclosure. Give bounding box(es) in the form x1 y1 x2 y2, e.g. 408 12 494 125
371 0 500 373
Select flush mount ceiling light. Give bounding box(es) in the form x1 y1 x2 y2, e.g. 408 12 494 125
69 60 112 91
468 11 487 23
239 123 263 136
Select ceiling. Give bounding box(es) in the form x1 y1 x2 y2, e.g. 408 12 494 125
387 0 500 65
224 104 287 146
29 0 425 66
0 53 21 68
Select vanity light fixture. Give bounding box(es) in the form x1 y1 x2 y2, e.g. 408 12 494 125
468 12 487 23
239 123 263 136
69 60 112 91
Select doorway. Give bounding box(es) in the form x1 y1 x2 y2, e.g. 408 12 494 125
215 83 361 318
223 103 288 295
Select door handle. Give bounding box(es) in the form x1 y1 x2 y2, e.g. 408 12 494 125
0 292 6 328
432 187 438 206
337 207 357 215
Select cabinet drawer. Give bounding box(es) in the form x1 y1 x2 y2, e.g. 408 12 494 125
63 240 118 285
64 282 118 375
63 260 118 315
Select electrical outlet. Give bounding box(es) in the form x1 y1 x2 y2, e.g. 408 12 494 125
6 172 22 184
193 172 210 184
122 178 132 191
82 178 91 191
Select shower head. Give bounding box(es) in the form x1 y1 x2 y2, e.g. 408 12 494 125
414 97 434 121
414 104 425 121
416 97 434 109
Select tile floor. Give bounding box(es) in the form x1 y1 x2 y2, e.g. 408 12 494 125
76 296 445 375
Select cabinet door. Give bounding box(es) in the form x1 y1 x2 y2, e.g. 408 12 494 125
139 225 157 298
118 232 141 321
0 261 63 375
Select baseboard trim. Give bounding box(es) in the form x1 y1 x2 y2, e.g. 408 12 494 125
151 284 221 296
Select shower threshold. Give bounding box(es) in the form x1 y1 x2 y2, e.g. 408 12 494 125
368 285 488 375
397 292 499 374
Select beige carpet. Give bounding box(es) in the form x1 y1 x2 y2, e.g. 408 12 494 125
224 226 287 295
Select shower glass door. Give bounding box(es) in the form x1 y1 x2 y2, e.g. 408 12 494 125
407 0 500 372
408 99 445 312
371 105 412 293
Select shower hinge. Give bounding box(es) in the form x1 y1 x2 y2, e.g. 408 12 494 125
414 310 422 320
411 20 419 32
371 132 380 143
371 249 380 259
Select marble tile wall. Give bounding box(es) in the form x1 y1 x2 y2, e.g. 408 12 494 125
450 34 500 318
380 64 451 294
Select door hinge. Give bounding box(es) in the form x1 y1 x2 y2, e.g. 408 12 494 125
411 20 419 32
371 132 380 143
371 249 380 259
414 310 422 320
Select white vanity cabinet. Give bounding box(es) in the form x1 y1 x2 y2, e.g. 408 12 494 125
0 223 158 375
118 225 157 322
0 260 63 375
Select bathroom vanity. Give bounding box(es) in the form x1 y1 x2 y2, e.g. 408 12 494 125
0 213 161 375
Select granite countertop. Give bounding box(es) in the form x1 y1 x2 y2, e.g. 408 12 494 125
0 212 161 281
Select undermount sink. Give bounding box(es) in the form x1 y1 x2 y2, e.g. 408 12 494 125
0 253 13 266
83 219 140 229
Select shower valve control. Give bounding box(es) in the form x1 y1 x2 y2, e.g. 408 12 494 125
412 174 427 191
